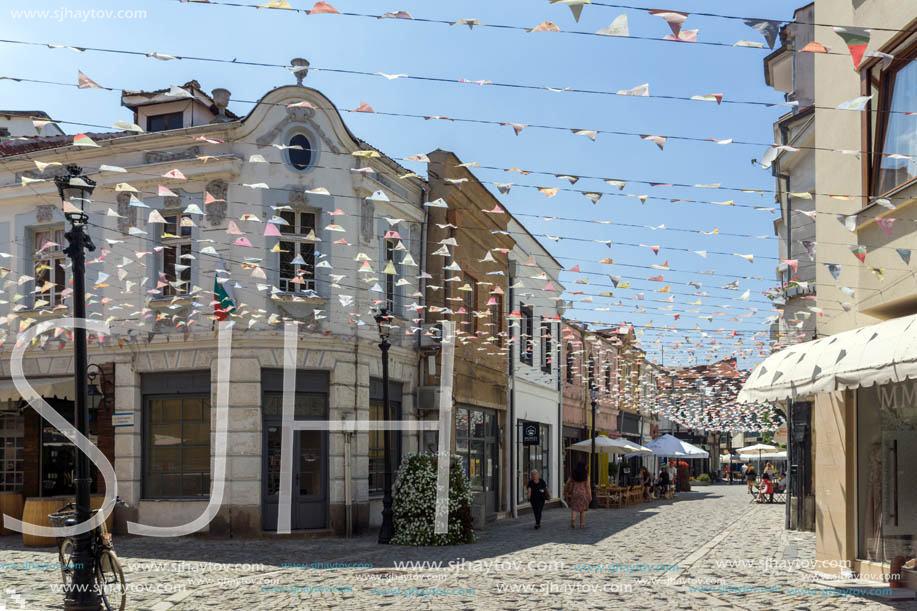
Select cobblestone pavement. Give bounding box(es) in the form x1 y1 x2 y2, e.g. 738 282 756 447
1 485 915 610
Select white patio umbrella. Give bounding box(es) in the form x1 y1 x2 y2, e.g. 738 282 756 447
642 434 709 458
738 443 778 473
567 436 652 455
568 437 652 487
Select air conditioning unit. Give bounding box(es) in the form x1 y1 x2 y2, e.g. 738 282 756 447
420 322 443 348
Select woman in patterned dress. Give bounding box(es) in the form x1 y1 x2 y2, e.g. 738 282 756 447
563 462 592 529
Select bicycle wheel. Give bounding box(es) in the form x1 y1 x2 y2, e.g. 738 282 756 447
58 539 74 587
95 549 126 611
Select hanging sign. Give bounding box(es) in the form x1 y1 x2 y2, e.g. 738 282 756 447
522 421 540 446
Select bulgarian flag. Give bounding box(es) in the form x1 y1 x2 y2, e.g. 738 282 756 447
214 262 236 321
834 27 870 69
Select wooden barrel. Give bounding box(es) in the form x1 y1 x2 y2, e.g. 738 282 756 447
22 496 115 547
0 492 24 536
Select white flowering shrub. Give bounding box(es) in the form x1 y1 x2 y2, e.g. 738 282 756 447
390 452 476 546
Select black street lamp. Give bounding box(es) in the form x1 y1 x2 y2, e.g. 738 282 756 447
589 386 598 509
373 307 395 544
55 165 101 610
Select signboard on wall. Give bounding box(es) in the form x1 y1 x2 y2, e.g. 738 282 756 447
522 421 540 446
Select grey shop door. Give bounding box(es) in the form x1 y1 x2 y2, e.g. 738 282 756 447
261 419 328 531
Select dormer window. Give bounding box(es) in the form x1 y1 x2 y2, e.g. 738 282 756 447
288 134 313 170
147 112 184 132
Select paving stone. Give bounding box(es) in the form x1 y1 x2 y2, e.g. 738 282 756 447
0 486 914 610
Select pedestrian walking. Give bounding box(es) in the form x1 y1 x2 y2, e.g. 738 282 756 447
563 462 592 529
527 469 550 529
745 463 757 494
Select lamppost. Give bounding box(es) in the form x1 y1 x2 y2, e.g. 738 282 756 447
589 386 598 508
373 307 395 544
55 165 101 610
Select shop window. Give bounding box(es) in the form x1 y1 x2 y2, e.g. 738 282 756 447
518 422 550 502
143 395 210 498
369 379 402 497
0 413 24 492
856 381 917 563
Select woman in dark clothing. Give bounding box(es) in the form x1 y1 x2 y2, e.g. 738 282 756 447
527 470 550 529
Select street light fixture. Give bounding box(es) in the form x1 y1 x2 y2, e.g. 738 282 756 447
373 307 395 544
55 165 101 610
589 386 598 509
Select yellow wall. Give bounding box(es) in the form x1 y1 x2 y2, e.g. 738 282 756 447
813 391 856 573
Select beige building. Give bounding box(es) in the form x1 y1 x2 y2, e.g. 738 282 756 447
743 2 917 585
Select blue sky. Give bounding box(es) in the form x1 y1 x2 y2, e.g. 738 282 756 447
0 0 808 368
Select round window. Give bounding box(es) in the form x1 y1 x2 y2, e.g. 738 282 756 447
288 133 313 170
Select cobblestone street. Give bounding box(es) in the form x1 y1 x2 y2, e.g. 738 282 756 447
1 486 914 610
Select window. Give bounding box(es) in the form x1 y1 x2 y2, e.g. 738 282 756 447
520 305 534 365
0 414 24 492
147 112 183 133
588 355 596 391
160 212 192 296
32 226 67 308
540 321 552 373
565 343 575 384
384 238 397 312
144 395 210 498
461 273 478 334
874 60 917 195
287 134 313 170
488 293 504 346
278 210 316 292
369 379 402 496
605 362 612 393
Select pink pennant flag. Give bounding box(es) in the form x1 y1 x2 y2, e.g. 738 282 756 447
226 221 243 235
567 265 581 272
781 259 798 273
204 191 225 204
383 230 402 239
162 169 187 180
544 281 556 291
158 185 178 197
648 9 689 35
641 135 667 150
310 1 339 14
78 70 103 89
876 217 895 236
264 223 282 237
649 245 660 255
354 101 375 113
234 237 252 247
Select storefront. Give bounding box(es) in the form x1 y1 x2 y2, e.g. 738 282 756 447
856 381 916 567
517 420 550 503
739 314 917 583
455 404 500 517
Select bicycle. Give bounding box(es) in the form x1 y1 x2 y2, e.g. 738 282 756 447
50 496 128 611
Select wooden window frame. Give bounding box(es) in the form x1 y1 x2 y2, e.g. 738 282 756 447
864 35 917 201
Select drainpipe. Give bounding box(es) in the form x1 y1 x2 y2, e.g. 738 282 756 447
347 332 358 538
555 320 562 501
509 263 517 518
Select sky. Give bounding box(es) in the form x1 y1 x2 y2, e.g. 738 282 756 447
0 0 810 369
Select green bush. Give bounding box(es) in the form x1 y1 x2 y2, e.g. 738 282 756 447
391 453 476 546
696 473 710 482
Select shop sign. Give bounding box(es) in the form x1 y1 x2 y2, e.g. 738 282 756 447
522 421 539 446
112 412 134 428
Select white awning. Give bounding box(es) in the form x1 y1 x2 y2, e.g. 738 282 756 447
0 376 74 403
738 313 917 403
